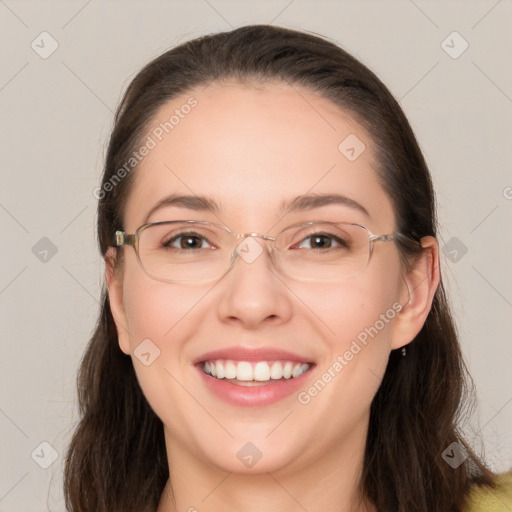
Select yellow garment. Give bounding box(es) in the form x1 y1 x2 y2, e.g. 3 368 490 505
465 471 512 511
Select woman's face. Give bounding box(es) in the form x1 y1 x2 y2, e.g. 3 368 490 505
107 80 427 476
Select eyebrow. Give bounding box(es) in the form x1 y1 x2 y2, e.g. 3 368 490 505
143 194 221 224
143 192 369 224
280 193 369 218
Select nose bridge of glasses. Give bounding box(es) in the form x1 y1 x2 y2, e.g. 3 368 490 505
233 232 276 254
229 232 278 269
234 232 276 253
236 232 275 242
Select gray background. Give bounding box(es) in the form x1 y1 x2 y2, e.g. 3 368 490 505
1 1 511 510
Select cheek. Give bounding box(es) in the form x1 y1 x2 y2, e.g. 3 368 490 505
120 276 211 431
120 270 207 392
122 273 207 349
314 271 402 349
303 260 404 402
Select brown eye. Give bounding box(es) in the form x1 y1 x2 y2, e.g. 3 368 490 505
309 234 333 249
163 232 210 250
295 233 348 250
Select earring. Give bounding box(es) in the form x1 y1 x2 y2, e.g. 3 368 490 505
401 346 407 357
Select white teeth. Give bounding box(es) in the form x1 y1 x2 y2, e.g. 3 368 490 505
215 361 225 379
283 362 293 379
224 361 237 379
201 359 311 381
253 362 270 381
292 363 309 378
237 362 253 381
270 361 283 379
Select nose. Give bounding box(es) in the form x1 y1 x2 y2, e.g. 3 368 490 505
215 235 293 329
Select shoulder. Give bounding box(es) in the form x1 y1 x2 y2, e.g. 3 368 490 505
465 471 512 512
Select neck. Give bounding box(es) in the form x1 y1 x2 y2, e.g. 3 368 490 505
157 421 375 512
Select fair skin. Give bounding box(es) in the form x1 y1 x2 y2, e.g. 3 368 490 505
106 80 439 512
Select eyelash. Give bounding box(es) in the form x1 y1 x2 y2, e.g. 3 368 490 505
294 233 347 250
162 232 347 251
162 232 213 250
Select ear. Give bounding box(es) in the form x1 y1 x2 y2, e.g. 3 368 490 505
104 247 131 355
390 236 440 350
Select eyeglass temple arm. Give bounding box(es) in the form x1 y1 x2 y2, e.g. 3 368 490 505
369 233 394 243
369 232 423 251
115 230 136 248
393 231 423 248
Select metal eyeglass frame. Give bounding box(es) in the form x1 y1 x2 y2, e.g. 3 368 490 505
114 219 400 284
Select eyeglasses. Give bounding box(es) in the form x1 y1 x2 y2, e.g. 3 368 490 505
114 220 398 284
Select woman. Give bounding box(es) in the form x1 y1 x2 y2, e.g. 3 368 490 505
64 25 511 511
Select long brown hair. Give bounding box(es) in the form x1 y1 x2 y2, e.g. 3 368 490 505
64 24 497 512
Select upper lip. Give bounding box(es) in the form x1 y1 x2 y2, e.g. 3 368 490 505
193 346 315 365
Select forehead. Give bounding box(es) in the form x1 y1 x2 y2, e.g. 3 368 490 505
123 80 394 231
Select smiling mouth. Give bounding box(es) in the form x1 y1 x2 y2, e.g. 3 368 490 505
199 359 313 385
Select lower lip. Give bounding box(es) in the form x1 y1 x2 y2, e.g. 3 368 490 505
196 365 314 407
